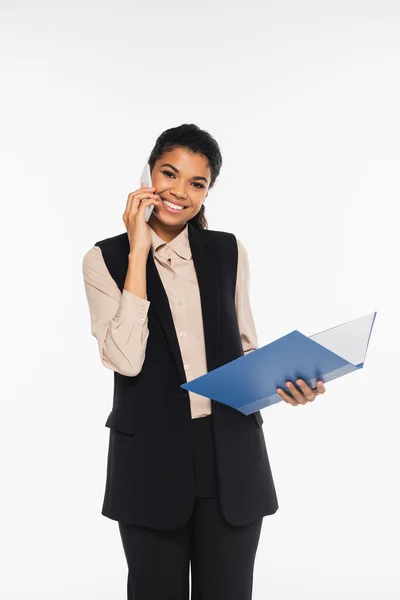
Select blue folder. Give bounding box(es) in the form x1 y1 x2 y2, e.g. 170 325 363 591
181 311 377 415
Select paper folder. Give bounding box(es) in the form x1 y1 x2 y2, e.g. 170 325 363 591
180 312 377 416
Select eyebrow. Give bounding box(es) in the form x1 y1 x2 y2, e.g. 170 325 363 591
160 163 208 184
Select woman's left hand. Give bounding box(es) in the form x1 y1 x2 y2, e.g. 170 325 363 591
276 379 326 406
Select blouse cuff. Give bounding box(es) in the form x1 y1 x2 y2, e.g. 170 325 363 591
118 288 151 322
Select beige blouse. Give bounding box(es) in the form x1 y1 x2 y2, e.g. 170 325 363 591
82 222 259 419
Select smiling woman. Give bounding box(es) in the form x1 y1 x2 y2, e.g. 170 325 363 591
144 123 222 236
82 123 274 600
145 148 213 238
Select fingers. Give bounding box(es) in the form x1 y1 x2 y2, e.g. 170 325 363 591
276 386 301 406
295 379 317 401
314 381 326 394
123 186 159 222
125 184 148 214
138 196 161 213
129 187 157 212
125 183 154 209
276 379 324 407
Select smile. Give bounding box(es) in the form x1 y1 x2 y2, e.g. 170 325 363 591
162 199 187 212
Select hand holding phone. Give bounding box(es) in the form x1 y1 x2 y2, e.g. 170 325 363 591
122 171 161 252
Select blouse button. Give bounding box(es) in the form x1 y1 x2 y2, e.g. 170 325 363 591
180 332 186 337
184 364 189 370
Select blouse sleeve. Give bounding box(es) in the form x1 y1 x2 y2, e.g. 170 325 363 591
235 238 259 355
82 245 150 376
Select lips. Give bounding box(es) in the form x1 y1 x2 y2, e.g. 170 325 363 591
161 197 187 208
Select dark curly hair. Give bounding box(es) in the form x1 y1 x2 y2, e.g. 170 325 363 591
147 123 223 230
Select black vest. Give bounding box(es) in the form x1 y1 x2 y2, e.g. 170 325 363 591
95 222 278 530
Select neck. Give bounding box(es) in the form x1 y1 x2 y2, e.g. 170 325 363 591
149 218 187 243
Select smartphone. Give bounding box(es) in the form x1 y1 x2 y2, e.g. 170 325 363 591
139 163 155 223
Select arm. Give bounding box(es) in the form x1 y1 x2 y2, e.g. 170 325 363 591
82 246 150 376
235 238 259 355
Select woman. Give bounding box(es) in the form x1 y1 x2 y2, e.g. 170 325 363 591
82 123 326 599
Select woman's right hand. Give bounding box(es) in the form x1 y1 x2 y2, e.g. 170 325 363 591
123 182 162 253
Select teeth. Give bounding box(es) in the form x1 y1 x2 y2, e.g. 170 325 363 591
163 199 184 210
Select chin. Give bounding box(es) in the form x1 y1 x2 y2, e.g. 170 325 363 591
152 212 185 226
155 206 191 223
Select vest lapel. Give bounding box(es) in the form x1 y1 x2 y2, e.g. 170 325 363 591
146 222 220 384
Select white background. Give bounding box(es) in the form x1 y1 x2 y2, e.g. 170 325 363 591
1 0 399 598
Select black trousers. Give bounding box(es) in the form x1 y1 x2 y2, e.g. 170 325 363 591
118 414 263 599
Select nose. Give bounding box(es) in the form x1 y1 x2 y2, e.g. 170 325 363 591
172 190 187 200
171 182 188 200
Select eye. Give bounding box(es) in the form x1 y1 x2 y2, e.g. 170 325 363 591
161 170 205 189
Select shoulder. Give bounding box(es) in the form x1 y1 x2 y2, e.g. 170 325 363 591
204 227 236 244
82 245 107 278
82 231 127 275
199 227 251 262
235 237 246 253
201 227 238 255
86 231 130 274
94 231 129 252
84 232 131 290
235 237 249 260
205 228 247 257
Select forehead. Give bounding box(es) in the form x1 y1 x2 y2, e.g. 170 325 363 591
157 148 210 175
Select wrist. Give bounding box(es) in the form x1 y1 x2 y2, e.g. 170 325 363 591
129 246 149 259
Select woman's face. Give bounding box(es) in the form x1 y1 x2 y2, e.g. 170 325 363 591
150 147 210 226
